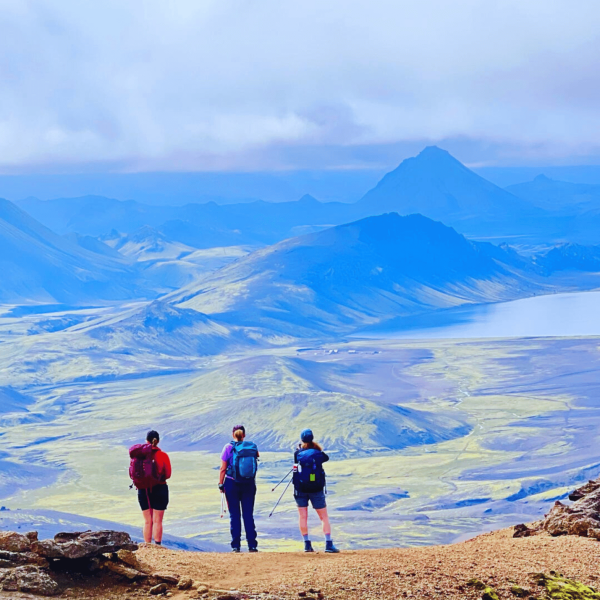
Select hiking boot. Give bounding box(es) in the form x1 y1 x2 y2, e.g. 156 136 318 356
231 547 241 553
304 540 314 553
325 540 339 553
249 547 258 553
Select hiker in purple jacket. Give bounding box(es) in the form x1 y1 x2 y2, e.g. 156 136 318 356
218 425 259 552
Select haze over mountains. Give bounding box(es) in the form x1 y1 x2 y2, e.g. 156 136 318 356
0 198 149 304
17 146 600 252
507 175 600 213
5 145 600 310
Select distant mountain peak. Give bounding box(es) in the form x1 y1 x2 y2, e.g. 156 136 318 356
357 145 533 224
416 145 453 159
298 194 319 204
534 174 553 183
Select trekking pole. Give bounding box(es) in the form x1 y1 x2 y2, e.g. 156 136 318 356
271 468 293 492
269 477 293 517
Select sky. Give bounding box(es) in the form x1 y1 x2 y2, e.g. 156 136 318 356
2 0 600 175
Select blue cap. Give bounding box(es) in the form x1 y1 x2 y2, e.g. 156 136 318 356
301 429 314 443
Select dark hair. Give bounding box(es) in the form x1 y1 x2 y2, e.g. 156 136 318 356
232 425 245 442
146 430 160 447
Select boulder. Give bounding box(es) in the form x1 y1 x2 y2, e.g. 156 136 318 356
32 530 138 559
542 501 600 537
116 549 153 574
513 524 534 538
26 531 39 543
103 559 147 580
0 569 18 592
150 582 169 595
524 479 600 538
569 479 600 502
177 577 193 590
0 549 49 568
0 531 31 552
154 572 179 584
14 565 59 596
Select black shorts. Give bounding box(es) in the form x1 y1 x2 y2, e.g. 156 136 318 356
138 484 169 511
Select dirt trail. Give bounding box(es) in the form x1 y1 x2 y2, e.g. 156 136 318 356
4 528 600 599
134 528 600 599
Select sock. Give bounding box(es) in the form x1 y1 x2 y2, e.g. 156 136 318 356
325 533 332 542
303 534 309 542
155 541 162 545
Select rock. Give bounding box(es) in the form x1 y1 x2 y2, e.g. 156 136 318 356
177 577 193 590
32 530 138 559
524 477 600 539
150 583 169 595
104 560 147 580
1 569 18 591
117 549 153 574
467 579 487 590
0 531 31 552
482 588 499 600
542 501 600 537
26 531 39 543
0 549 49 567
510 585 531 597
513 524 534 538
0 549 48 568
154 572 179 584
14 565 59 596
569 480 600 502
196 585 209 594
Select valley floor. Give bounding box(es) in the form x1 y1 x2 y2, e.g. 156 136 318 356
5 529 600 599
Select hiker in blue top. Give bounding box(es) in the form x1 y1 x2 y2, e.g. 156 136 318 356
293 429 339 553
219 425 259 552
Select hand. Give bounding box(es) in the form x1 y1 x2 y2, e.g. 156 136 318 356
218 483 225 493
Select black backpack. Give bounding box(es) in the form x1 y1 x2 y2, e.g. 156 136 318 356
293 448 326 493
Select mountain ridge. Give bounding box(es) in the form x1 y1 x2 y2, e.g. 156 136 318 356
171 212 545 336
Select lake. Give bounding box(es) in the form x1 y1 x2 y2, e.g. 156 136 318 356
359 290 600 340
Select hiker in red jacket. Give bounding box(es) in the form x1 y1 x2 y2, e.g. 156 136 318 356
132 430 172 544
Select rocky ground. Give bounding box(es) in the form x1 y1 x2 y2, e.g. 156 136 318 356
5 479 600 599
2 528 600 599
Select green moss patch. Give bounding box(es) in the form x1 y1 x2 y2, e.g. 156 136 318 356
482 587 500 600
532 572 600 599
511 585 531 597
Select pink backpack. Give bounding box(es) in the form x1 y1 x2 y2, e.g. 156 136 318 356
129 443 163 490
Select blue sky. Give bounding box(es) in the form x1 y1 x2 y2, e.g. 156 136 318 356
2 0 600 174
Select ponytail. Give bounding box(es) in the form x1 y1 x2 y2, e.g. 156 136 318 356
233 429 244 442
146 429 160 446
302 440 322 451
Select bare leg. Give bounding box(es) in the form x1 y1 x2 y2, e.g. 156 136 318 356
142 509 153 543
297 507 309 536
315 507 331 536
152 509 165 544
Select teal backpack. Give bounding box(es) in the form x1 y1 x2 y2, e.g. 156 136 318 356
228 440 259 481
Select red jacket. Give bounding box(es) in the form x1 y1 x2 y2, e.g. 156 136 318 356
154 448 172 482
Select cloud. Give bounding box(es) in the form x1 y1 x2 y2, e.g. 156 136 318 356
1 0 600 172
